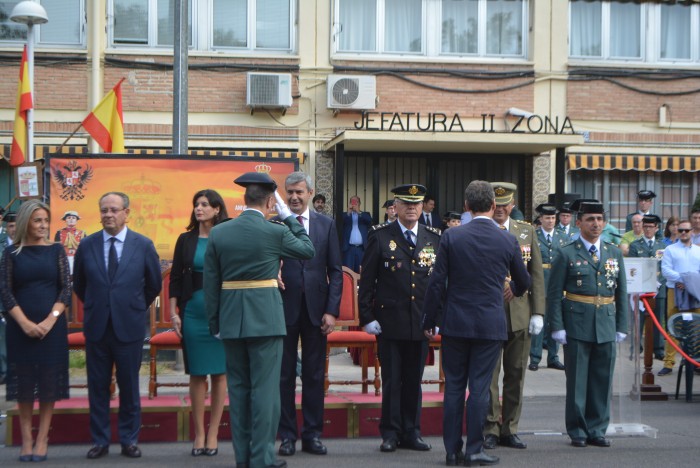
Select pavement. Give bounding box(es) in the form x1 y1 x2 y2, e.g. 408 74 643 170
0 346 698 467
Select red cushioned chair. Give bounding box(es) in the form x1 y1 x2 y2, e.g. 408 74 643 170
148 268 187 398
324 267 381 395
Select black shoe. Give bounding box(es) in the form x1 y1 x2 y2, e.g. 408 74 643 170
380 439 397 452
548 361 566 371
658 367 672 376
528 363 538 371
587 437 610 447
204 448 218 456
398 436 431 451
499 434 527 449
465 450 499 466
86 446 109 459
191 447 205 456
121 445 141 458
278 439 296 456
445 451 464 466
570 438 587 448
301 438 327 455
266 461 287 468
483 434 498 450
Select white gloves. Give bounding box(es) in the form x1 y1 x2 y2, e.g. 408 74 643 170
552 329 567 345
528 315 544 335
274 191 293 219
615 332 627 343
363 320 382 335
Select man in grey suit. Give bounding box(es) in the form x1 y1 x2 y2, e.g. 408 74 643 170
73 192 161 459
422 180 530 467
277 172 343 457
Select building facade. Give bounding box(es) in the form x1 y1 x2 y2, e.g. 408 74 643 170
1 0 699 229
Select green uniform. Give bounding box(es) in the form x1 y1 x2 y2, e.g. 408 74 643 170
548 240 628 440
556 223 579 242
485 219 545 438
204 210 314 467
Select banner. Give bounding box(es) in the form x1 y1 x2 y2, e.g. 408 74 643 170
47 155 298 263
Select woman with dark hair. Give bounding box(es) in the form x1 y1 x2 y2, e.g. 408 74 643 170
663 216 680 246
0 200 70 462
169 189 229 456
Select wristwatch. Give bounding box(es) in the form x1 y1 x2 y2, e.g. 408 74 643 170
51 310 61 318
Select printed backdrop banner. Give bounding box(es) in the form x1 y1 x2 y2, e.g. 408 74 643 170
48 155 298 262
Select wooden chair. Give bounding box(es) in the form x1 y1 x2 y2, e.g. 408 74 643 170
422 336 445 392
148 267 187 398
324 267 381 395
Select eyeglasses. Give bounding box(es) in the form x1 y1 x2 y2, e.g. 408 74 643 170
100 208 126 215
678 229 691 233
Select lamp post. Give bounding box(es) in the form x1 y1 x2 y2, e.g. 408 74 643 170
11 0 48 163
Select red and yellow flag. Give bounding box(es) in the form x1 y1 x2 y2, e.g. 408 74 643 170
82 78 125 153
10 45 33 167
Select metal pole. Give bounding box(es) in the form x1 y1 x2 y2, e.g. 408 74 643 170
26 22 35 163
172 0 188 155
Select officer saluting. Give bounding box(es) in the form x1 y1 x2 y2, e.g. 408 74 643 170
548 200 628 449
359 184 441 454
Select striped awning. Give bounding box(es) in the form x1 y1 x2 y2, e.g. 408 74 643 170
568 153 700 172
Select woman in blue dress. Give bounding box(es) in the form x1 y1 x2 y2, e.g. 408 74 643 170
169 190 229 456
0 200 71 462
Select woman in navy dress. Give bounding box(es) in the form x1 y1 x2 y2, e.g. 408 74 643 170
0 200 71 462
169 190 229 456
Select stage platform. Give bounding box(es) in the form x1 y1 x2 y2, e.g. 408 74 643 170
4 392 454 446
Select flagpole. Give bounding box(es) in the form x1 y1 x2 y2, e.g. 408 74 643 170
53 122 84 154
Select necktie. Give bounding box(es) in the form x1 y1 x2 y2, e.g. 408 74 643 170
405 230 415 248
589 245 599 263
426 214 431 227
297 215 304 226
108 237 118 282
648 239 654 249
500 225 507 230
546 233 551 243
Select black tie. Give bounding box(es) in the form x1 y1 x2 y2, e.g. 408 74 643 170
426 214 431 227
648 240 654 249
405 230 415 248
546 233 551 243
108 237 118 282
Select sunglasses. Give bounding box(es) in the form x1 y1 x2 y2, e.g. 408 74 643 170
678 229 691 233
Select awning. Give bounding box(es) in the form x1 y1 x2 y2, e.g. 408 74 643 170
323 130 584 155
568 153 700 172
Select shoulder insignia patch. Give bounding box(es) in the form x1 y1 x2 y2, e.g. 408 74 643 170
424 225 442 236
515 219 531 226
268 219 285 226
371 222 390 231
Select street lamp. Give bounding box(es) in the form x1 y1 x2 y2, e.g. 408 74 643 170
11 0 48 163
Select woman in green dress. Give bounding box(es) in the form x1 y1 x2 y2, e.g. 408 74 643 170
170 190 229 456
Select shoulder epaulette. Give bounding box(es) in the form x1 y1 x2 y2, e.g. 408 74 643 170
515 219 531 226
424 225 442 236
371 222 391 231
269 219 285 226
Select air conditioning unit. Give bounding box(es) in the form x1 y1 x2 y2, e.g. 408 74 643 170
246 72 293 109
327 75 376 110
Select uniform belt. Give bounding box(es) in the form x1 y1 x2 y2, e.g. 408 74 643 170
221 279 278 289
542 263 551 269
564 292 614 306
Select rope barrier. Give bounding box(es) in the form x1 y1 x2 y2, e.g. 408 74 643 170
640 293 700 368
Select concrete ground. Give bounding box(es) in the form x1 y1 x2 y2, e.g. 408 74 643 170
1 346 698 467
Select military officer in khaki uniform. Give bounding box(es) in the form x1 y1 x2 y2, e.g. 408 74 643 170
484 183 545 451
529 203 567 371
359 184 441 454
549 200 628 448
204 172 315 468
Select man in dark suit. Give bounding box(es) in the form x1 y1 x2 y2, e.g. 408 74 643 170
549 201 628 448
277 172 343 457
423 180 530 467
204 172 314 468
359 184 441 454
73 192 161 459
342 195 372 273
420 194 443 231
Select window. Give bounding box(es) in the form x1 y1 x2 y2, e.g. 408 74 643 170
335 0 528 59
110 0 295 52
570 0 700 65
0 0 84 46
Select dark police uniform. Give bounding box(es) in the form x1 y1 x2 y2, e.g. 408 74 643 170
359 184 440 451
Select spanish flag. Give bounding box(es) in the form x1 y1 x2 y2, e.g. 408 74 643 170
82 78 125 153
10 45 33 167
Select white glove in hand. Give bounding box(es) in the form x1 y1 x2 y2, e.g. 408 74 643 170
552 329 567 345
615 332 627 343
274 191 293 219
363 320 382 335
528 315 544 335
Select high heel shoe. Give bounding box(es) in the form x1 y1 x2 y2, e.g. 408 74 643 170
204 447 218 456
18 454 32 462
191 447 205 456
31 454 48 462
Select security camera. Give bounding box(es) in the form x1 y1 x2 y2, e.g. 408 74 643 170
506 107 534 118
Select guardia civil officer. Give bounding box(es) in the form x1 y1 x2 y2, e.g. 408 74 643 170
359 184 441 453
549 200 628 448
